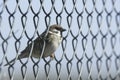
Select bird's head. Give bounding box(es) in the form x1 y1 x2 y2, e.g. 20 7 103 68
49 24 66 36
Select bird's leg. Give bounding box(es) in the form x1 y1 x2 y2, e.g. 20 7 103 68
50 53 55 60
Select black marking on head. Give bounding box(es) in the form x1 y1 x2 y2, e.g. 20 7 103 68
49 24 66 32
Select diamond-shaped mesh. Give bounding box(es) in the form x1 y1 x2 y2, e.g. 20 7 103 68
0 0 120 80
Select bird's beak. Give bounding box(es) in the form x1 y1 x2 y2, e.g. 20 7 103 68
62 28 66 32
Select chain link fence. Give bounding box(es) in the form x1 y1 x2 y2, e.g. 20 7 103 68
0 0 120 80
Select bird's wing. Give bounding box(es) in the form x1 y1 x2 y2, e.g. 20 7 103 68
20 31 46 58
4 31 48 66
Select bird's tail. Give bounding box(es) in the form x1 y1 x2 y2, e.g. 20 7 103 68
4 58 16 66
4 52 29 66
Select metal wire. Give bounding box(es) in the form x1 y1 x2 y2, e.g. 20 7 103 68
0 0 120 80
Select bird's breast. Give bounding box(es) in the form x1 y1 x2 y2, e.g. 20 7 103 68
49 34 62 47
42 34 62 57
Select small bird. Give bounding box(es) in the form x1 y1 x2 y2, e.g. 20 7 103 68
5 24 66 66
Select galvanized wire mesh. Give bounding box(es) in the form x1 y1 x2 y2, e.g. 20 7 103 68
0 0 120 80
